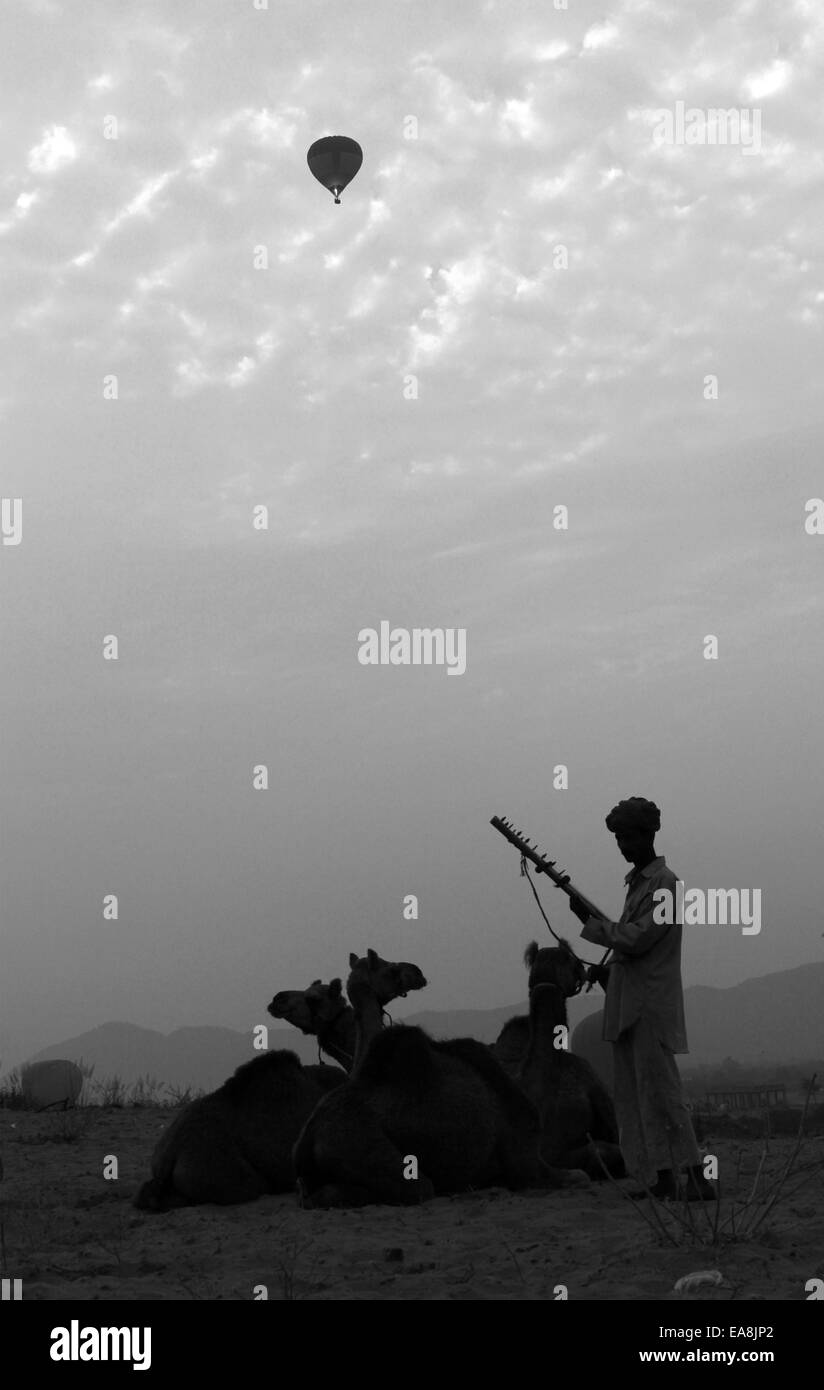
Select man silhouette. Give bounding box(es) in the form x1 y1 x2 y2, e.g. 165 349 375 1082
568 797 714 1201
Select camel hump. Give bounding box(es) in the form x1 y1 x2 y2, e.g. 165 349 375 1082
434 1038 538 1129
221 1049 304 1101
303 1064 347 1092
494 1016 529 1062
355 1026 439 1091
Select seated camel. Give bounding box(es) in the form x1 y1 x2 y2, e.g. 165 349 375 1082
133 1050 344 1211
293 948 554 1207
495 941 624 1180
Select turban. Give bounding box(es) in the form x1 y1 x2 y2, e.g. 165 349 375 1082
605 797 661 836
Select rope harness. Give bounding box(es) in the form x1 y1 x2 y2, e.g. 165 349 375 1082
314 999 394 1067
519 854 611 990
316 1002 354 1068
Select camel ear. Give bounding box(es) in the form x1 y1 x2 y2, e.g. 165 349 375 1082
329 978 342 998
524 941 539 969
367 948 379 967
349 953 358 968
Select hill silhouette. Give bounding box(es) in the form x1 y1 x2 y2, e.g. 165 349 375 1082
21 962 823 1092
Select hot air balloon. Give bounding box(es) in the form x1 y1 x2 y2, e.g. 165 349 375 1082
307 135 363 204
21 1060 83 1110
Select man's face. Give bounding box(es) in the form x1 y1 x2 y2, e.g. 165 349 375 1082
614 831 653 863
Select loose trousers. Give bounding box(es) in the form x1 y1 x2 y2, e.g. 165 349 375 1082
612 1016 700 1181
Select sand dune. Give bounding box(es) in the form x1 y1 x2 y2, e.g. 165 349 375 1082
2 1106 822 1301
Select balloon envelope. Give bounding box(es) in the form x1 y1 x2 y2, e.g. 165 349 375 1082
22 1060 83 1110
307 136 363 203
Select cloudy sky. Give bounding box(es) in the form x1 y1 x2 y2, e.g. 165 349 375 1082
2 0 822 1068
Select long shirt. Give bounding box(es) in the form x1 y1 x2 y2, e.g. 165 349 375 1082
579 855 689 1052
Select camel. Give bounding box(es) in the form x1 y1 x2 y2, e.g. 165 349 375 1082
268 952 425 1072
345 949 427 1071
133 1050 345 1211
500 941 624 1180
491 942 588 1071
268 977 357 1072
293 948 547 1207
499 954 627 1098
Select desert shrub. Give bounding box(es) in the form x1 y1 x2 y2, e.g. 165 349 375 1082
89 1075 128 1108
127 1075 167 1107
0 1067 25 1110
165 1084 200 1105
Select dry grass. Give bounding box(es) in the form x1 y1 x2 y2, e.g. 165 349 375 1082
588 1079 824 1254
0 1063 202 1114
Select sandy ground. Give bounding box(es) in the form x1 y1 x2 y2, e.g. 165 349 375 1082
1 1106 822 1301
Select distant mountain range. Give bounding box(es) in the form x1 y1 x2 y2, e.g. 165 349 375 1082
22 963 824 1093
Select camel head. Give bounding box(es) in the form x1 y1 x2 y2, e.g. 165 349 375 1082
346 948 427 1008
268 978 349 1035
523 939 586 998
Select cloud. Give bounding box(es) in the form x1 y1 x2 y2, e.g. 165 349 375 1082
28 124 77 173
103 170 176 235
745 60 791 100
0 190 40 235
583 23 620 51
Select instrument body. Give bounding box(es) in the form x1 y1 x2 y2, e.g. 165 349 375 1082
490 816 610 923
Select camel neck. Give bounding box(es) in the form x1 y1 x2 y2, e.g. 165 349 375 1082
349 990 386 1075
525 984 569 1068
319 1009 357 1073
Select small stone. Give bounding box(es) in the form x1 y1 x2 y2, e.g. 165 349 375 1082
384 1247 404 1262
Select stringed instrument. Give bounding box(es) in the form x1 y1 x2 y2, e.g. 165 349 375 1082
490 815 609 923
